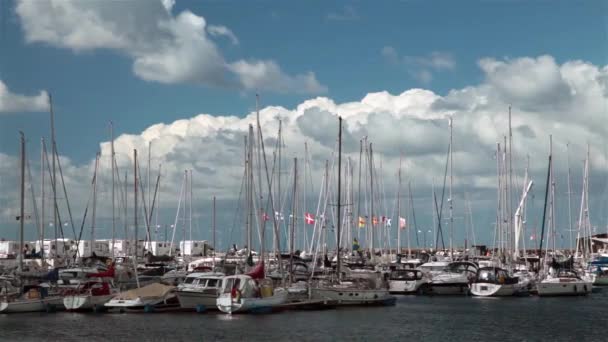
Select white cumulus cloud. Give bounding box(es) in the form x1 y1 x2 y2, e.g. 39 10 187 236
16 0 325 93
0 80 49 113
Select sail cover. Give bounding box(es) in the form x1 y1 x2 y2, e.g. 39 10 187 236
246 261 265 280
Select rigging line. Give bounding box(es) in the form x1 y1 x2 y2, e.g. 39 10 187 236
25 157 41 241
54 145 77 241
227 164 248 253
435 143 450 250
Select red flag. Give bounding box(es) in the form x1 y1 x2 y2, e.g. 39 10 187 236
262 212 270 221
305 212 315 225
372 216 379 225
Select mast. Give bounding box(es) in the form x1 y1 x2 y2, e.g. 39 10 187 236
397 155 402 256
110 122 116 258
134 149 138 259
369 143 374 256
40 138 45 261
357 139 363 242
90 153 100 256
18 132 26 272
212 195 216 264
337 116 343 280
539 137 552 262
49 94 58 254
566 142 574 253
189 169 193 243
289 158 297 284
248 124 254 254
448 115 454 259
508 106 514 258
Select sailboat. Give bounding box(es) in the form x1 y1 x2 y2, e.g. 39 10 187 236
536 137 592 296
216 262 288 314
310 117 395 306
63 266 118 311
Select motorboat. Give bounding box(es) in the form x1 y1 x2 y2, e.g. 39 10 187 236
427 261 478 295
388 269 429 294
311 277 396 306
176 272 224 312
104 283 177 310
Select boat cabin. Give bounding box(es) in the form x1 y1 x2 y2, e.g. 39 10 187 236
475 267 518 285
219 275 261 299
389 269 424 281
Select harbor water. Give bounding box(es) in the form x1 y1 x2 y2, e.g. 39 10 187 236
1 291 606 341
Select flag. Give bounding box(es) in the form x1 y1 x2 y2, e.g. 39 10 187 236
399 217 407 230
274 211 284 221
372 216 379 225
386 219 392 227
305 212 315 225
530 234 535 241
382 216 387 223
352 238 360 251
262 212 270 221
358 216 366 228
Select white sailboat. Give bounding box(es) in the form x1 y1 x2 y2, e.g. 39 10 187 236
427 261 478 295
469 267 525 297
0 285 64 313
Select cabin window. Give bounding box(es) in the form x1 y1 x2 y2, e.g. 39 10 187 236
207 279 219 287
184 277 195 284
194 243 198 247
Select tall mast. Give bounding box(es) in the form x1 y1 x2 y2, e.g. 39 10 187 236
289 158 297 284
189 169 193 243
448 116 454 259
134 149 138 258
91 153 100 256
277 120 282 253
49 94 58 253
566 142 573 252
248 124 254 254
110 122 116 258
369 143 374 256
357 139 363 242
397 155 402 256
18 132 26 272
508 107 514 258
212 195 216 263
40 138 45 261
337 117 342 280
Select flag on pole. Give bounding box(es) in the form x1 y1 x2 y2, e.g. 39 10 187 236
305 212 315 225
358 216 366 228
386 218 392 227
372 216 379 225
352 238 360 251
274 211 284 221
399 217 407 230
262 212 270 221
382 216 387 223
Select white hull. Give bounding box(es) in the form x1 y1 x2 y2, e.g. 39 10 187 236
311 287 395 305
537 280 592 296
104 295 171 309
0 296 64 313
177 291 218 310
388 280 426 294
216 289 288 314
470 283 521 297
593 275 608 286
428 283 470 295
64 294 114 311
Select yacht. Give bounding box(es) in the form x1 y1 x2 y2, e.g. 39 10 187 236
427 261 478 295
176 272 224 312
469 267 524 297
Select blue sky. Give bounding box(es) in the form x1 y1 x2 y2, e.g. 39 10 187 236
0 0 607 249
1 0 605 162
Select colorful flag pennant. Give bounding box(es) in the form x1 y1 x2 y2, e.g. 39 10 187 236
399 217 407 230
305 212 315 225
358 216 366 228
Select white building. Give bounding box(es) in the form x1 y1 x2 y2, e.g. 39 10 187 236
179 240 209 256
0 240 19 259
77 240 111 257
35 239 76 258
146 240 175 256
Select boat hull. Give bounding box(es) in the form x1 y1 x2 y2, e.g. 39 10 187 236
388 280 426 294
64 295 114 311
0 297 64 313
537 281 592 296
311 287 396 305
427 282 470 295
216 289 288 314
177 291 218 310
469 283 521 297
